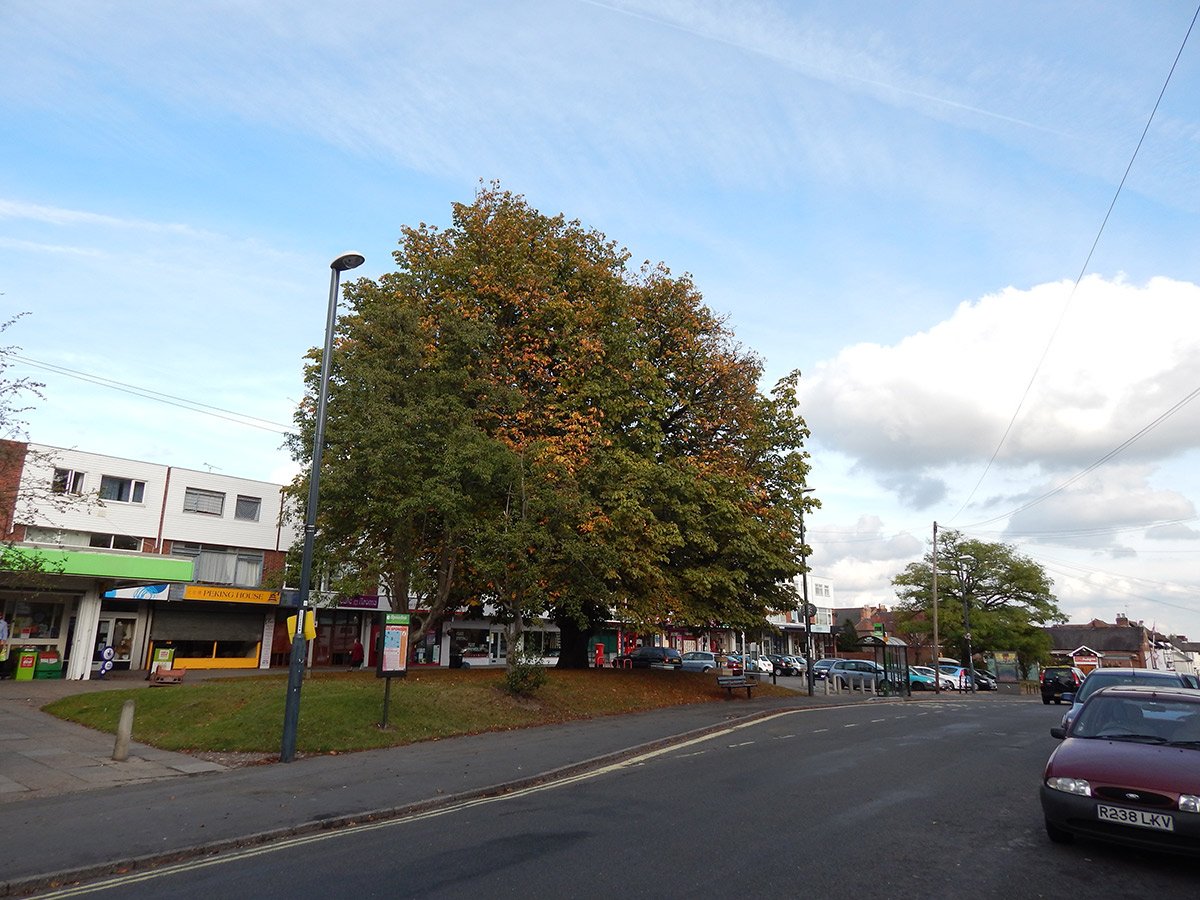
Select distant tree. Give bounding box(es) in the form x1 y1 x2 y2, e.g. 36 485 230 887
0 314 85 582
836 618 860 652
288 185 814 666
892 530 1063 672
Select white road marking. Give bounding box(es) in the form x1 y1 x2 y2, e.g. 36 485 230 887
32 704 873 898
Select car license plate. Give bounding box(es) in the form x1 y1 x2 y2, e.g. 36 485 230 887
1096 804 1175 832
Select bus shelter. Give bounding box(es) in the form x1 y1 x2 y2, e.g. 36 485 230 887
859 634 911 697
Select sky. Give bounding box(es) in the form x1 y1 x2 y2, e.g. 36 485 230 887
3 1 1200 641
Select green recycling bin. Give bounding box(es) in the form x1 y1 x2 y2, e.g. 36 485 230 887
34 650 63 679
14 648 39 681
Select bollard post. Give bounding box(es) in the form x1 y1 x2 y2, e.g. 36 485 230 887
112 699 135 762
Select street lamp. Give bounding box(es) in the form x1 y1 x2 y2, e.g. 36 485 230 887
799 487 816 697
280 251 365 763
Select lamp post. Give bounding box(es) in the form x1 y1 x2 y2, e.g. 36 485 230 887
799 487 815 697
280 251 365 763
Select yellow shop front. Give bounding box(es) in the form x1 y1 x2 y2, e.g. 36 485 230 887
146 584 279 670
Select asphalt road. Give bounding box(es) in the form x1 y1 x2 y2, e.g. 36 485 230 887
35 697 1197 899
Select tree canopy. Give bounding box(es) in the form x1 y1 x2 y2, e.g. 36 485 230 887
892 529 1064 671
287 185 814 665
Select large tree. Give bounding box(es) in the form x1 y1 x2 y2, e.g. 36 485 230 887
288 186 814 665
892 530 1064 672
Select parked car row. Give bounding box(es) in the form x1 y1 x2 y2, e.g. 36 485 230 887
1040 667 1200 855
611 649 1009 693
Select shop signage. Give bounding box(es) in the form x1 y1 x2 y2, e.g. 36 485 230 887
183 585 280 605
339 595 387 610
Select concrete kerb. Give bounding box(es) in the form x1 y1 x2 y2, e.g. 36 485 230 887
1 698 885 898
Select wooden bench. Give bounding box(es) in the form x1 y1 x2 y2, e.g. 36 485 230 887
717 674 757 698
149 667 186 686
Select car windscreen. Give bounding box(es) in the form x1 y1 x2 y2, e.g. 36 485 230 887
1072 695 1200 744
1076 672 1183 704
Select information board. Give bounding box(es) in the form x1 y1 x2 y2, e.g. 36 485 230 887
377 612 410 677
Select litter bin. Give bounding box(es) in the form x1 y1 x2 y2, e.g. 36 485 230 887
15 648 39 681
34 650 63 679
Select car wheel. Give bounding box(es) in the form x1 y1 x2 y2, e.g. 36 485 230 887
1044 819 1074 845
1055 698 1062 705
1042 697 1050 705
703 666 712 673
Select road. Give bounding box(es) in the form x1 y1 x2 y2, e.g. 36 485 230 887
35 697 1196 899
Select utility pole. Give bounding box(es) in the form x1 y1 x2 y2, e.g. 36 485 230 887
800 487 816 696
932 521 939 695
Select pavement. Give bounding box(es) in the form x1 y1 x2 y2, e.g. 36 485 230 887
0 670 982 897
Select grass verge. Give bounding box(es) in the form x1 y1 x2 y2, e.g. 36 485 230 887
44 668 792 757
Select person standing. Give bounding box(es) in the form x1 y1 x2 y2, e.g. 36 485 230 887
349 638 364 671
0 611 11 679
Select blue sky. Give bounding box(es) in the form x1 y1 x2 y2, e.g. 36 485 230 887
4 1 1200 641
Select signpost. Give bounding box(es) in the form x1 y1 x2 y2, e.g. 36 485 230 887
377 612 410 729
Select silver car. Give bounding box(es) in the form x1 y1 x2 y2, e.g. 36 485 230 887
680 651 720 673
826 658 884 688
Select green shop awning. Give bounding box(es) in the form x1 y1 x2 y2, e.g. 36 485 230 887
0 547 194 586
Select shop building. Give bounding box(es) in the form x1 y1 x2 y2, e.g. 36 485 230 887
1 441 297 678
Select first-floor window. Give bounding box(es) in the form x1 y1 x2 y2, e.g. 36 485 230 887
88 533 141 551
172 543 264 587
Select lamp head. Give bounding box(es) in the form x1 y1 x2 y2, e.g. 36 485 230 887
331 252 365 272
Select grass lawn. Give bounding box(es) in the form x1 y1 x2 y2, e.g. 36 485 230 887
44 667 792 757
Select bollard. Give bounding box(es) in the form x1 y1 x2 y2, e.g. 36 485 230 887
112 699 135 761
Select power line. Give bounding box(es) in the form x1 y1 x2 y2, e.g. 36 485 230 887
12 353 298 435
960 381 1200 529
948 3 1200 523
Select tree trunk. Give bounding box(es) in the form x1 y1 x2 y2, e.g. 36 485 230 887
555 617 594 668
504 617 523 668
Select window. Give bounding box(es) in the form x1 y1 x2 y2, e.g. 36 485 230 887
87 533 141 551
183 487 225 516
9 599 63 639
235 495 261 522
52 468 85 495
172 543 264 587
99 475 145 503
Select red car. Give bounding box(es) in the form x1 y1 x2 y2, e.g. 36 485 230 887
1041 685 1200 854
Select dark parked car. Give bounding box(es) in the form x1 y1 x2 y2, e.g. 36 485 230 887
1041 666 1086 705
973 668 998 691
767 654 802 676
1060 667 1200 731
811 658 839 680
1041 685 1200 853
611 646 683 669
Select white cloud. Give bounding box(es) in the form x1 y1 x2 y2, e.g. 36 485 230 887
801 275 1200 482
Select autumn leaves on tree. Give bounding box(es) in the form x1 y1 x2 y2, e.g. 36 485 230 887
287 186 814 667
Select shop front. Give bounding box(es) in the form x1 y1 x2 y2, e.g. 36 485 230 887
0 547 193 680
269 594 386 669
148 584 279 669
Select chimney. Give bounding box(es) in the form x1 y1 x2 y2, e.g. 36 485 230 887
1115 613 1129 627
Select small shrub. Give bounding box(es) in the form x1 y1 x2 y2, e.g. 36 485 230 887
504 656 549 696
